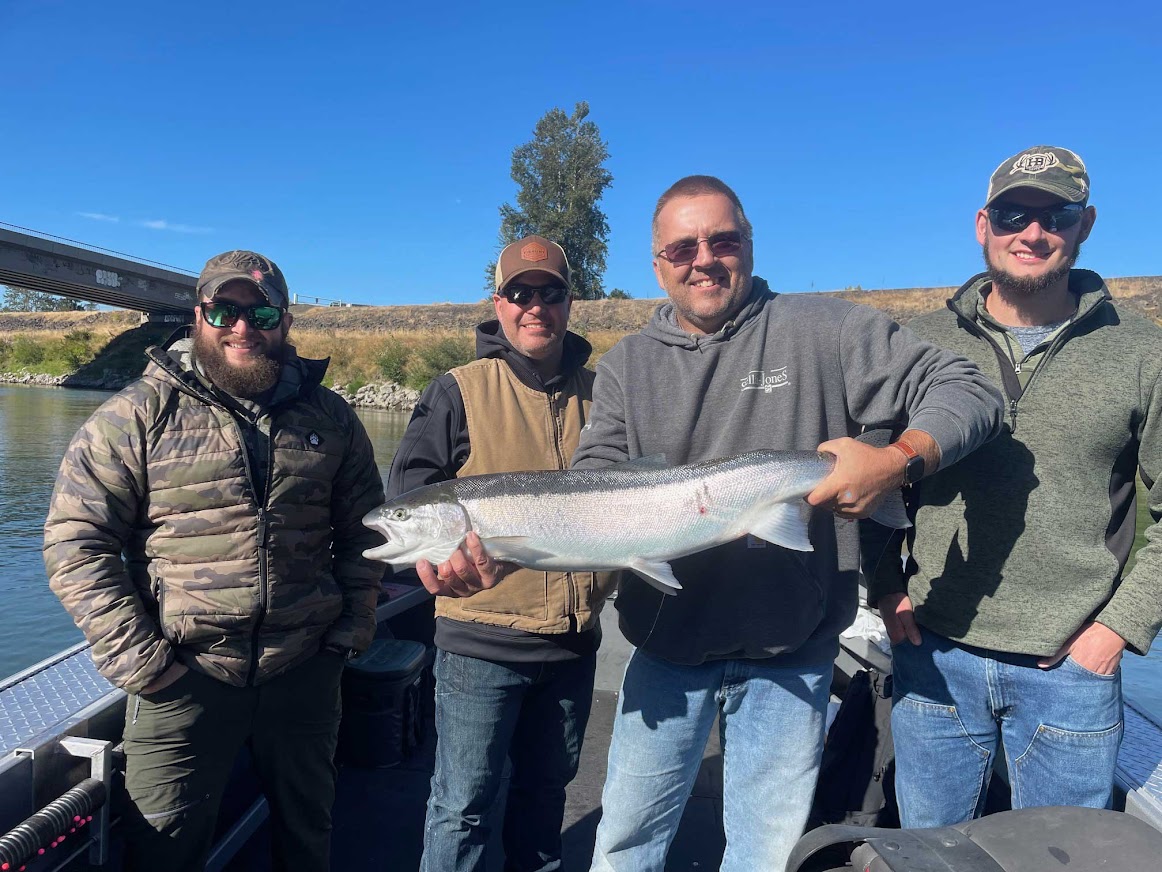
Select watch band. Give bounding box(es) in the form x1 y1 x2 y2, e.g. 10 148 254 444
888 440 925 485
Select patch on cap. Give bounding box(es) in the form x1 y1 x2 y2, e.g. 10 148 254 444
495 234 570 292
1009 151 1060 177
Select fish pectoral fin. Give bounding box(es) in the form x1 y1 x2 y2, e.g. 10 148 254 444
627 559 682 596
748 500 814 552
479 536 559 566
869 488 912 529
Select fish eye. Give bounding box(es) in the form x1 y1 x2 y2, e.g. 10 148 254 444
390 508 409 521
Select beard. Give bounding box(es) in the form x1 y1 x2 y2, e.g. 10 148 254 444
982 239 1082 296
193 326 286 398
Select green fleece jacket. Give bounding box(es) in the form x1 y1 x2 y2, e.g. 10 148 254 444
869 269 1162 657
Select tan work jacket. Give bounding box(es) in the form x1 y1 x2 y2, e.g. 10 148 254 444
435 357 618 633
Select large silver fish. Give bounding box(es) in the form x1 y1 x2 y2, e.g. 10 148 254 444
363 450 908 595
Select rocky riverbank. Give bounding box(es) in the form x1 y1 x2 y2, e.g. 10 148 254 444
331 381 422 411
0 371 69 387
0 369 139 390
1 368 424 412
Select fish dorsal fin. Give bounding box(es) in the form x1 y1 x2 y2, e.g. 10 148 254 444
627 559 682 595
615 454 669 471
748 500 815 552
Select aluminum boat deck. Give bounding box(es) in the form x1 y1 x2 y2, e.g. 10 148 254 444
3 586 1161 871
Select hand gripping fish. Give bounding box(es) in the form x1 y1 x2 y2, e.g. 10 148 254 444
363 448 910 596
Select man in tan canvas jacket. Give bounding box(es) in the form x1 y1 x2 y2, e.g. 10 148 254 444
44 249 385 872
383 235 617 872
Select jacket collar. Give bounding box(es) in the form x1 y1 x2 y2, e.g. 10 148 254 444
146 325 327 409
947 269 1111 325
643 276 773 349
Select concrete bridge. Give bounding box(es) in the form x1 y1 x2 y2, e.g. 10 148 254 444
0 226 197 316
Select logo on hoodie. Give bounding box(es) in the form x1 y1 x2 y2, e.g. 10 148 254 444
740 368 788 393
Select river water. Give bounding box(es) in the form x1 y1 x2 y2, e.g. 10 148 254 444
3 384 1161 722
0 384 411 681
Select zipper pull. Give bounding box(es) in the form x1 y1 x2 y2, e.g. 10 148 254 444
257 509 269 548
1009 399 1019 434
1013 361 1022 374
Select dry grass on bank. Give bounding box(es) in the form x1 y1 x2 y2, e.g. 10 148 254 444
291 329 479 391
2 275 1159 390
293 326 631 391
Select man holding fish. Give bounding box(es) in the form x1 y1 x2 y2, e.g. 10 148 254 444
365 177 1005 870
382 235 618 872
569 175 1005 872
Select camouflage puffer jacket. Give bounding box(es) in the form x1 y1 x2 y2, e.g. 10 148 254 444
44 339 386 693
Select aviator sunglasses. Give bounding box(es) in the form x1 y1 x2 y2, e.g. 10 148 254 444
199 300 285 331
987 202 1086 234
656 231 744 265
499 284 570 306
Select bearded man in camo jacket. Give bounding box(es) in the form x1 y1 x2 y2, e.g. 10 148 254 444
44 250 385 872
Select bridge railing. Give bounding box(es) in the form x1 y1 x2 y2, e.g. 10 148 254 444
291 293 355 308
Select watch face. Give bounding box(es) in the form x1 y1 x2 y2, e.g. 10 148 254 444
905 455 925 484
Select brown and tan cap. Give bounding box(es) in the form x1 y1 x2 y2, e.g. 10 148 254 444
985 146 1090 206
197 250 290 309
494 235 570 292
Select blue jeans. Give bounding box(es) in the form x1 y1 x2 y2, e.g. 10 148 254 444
420 649 596 872
590 648 830 872
892 628 1123 828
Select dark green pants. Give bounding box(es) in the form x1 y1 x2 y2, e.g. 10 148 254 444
121 652 345 872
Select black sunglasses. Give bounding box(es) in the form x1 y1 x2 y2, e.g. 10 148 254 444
499 284 570 306
987 202 1086 234
656 231 744 265
199 301 285 331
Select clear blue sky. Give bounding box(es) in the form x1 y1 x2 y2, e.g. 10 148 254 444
3 1 1160 305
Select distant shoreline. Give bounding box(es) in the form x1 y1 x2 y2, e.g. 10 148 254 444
2 277 1158 403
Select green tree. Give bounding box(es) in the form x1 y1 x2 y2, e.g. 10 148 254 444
490 101 613 300
2 286 95 312
607 288 632 299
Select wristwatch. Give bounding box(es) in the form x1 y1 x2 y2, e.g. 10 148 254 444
888 440 925 486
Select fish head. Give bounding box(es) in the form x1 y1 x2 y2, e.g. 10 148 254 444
362 491 471 571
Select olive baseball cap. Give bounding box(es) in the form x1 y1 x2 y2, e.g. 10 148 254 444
197 250 290 309
985 146 1090 206
494 235 570 292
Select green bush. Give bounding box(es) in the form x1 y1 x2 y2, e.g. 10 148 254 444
375 337 410 384
346 377 366 393
404 335 474 390
10 336 45 366
59 331 98 369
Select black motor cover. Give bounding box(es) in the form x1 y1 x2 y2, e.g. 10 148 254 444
788 806 1162 871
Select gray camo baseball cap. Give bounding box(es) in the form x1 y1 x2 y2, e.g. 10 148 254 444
197 250 290 309
985 146 1090 206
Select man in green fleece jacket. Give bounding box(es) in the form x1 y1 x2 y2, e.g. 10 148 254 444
873 146 1162 827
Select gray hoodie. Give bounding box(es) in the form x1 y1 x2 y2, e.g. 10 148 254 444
572 279 1004 666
